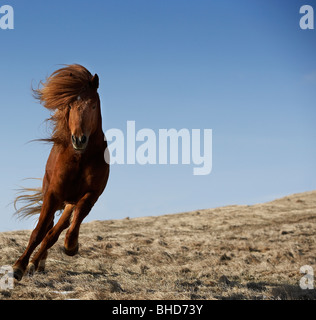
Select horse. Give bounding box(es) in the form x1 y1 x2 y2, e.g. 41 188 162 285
12 64 110 281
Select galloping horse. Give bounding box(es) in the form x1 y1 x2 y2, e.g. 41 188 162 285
13 64 110 281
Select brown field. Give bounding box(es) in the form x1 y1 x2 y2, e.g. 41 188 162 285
0 191 316 300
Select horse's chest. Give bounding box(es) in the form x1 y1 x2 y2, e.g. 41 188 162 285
58 163 96 201
67 165 94 189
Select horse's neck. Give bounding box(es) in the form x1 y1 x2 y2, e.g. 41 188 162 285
91 127 105 147
92 111 105 147
81 121 104 156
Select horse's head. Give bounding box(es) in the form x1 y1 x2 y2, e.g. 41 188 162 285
68 74 100 152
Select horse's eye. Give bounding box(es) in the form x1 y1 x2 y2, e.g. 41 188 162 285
92 105 96 109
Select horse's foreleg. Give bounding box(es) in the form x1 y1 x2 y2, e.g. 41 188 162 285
37 220 54 272
28 204 75 274
64 193 98 256
37 250 48 272
13 193 58 281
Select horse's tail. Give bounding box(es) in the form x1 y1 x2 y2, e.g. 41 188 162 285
14 181 43 220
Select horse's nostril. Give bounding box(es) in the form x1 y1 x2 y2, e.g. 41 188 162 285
81 135 87 144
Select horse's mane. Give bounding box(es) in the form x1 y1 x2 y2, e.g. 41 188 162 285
33 64 97 146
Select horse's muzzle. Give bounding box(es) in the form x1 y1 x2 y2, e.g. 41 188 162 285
71 134 88 151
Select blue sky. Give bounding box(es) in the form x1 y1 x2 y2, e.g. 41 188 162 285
0 0 315 231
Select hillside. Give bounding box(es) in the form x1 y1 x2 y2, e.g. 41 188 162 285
1 191 316 300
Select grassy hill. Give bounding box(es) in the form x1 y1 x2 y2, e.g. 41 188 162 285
1 191 316 300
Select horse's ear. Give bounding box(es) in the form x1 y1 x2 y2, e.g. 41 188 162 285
90 74 99 90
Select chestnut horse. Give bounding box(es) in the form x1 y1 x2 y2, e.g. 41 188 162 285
13 64 109 281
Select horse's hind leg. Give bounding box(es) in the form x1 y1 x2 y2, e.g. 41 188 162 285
13 193 58 281
28 204 75 274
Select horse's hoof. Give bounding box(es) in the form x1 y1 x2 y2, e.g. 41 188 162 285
37 260 46 272
13 267 24 281
64 244 79 256
26 263 36 276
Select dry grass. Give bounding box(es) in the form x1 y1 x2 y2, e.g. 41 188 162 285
1 191 316 300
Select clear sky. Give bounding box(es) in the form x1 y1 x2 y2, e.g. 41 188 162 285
0 0 315 231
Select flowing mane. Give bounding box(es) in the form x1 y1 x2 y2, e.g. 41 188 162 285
33 64 97 146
